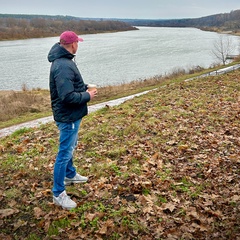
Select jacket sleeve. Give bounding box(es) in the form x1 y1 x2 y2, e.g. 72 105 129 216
54 62 91 105
64 91 90 105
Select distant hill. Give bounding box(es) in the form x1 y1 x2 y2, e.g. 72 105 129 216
0 14 138 40
122 9 240 34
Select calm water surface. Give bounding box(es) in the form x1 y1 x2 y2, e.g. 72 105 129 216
0 27 239 90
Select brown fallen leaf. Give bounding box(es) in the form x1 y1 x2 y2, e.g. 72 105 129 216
0 145 5 152
13 219 27 231
85 212 96 221
161 202 176 213
0 208 19 219
34 207 45 218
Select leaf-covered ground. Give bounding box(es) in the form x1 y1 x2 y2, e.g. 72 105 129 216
0 72 239 239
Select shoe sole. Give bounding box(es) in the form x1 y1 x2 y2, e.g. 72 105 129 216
53 200 76 210
64 180 88 186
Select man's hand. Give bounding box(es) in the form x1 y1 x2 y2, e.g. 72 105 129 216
87 89 98 100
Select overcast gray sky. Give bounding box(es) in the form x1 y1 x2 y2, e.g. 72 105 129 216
1 0 240 19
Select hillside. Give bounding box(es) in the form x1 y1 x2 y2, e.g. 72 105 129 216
0 70 239 239
0 14 138 40
124 9 240 34
1 9 240 41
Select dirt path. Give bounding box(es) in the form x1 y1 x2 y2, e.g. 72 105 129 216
0 90 153 138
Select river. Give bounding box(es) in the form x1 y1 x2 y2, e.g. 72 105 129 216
0 27 239 91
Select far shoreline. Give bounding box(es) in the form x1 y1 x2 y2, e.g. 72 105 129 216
1 26 240 42
0 28 138 42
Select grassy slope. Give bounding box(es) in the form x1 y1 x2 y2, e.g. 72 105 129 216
0 80 160 129
0 71 239 239
0 62 239 129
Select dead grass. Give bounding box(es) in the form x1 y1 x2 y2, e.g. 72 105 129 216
0 90 51 129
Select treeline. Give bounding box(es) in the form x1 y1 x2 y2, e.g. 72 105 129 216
0 14 138 40
1 9 240 41
126 9 240 34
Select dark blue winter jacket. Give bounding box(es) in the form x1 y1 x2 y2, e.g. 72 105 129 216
48 43 90 123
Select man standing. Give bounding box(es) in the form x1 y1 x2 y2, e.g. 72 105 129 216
48 31 97 210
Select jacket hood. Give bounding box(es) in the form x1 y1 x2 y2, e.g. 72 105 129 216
48 43 74 62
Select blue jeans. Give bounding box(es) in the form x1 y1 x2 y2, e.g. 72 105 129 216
52 119 81 196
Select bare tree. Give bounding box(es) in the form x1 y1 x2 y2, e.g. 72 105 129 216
212 35 235 65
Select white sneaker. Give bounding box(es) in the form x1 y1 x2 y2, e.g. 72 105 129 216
64 173 88 186
53 190 77 210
